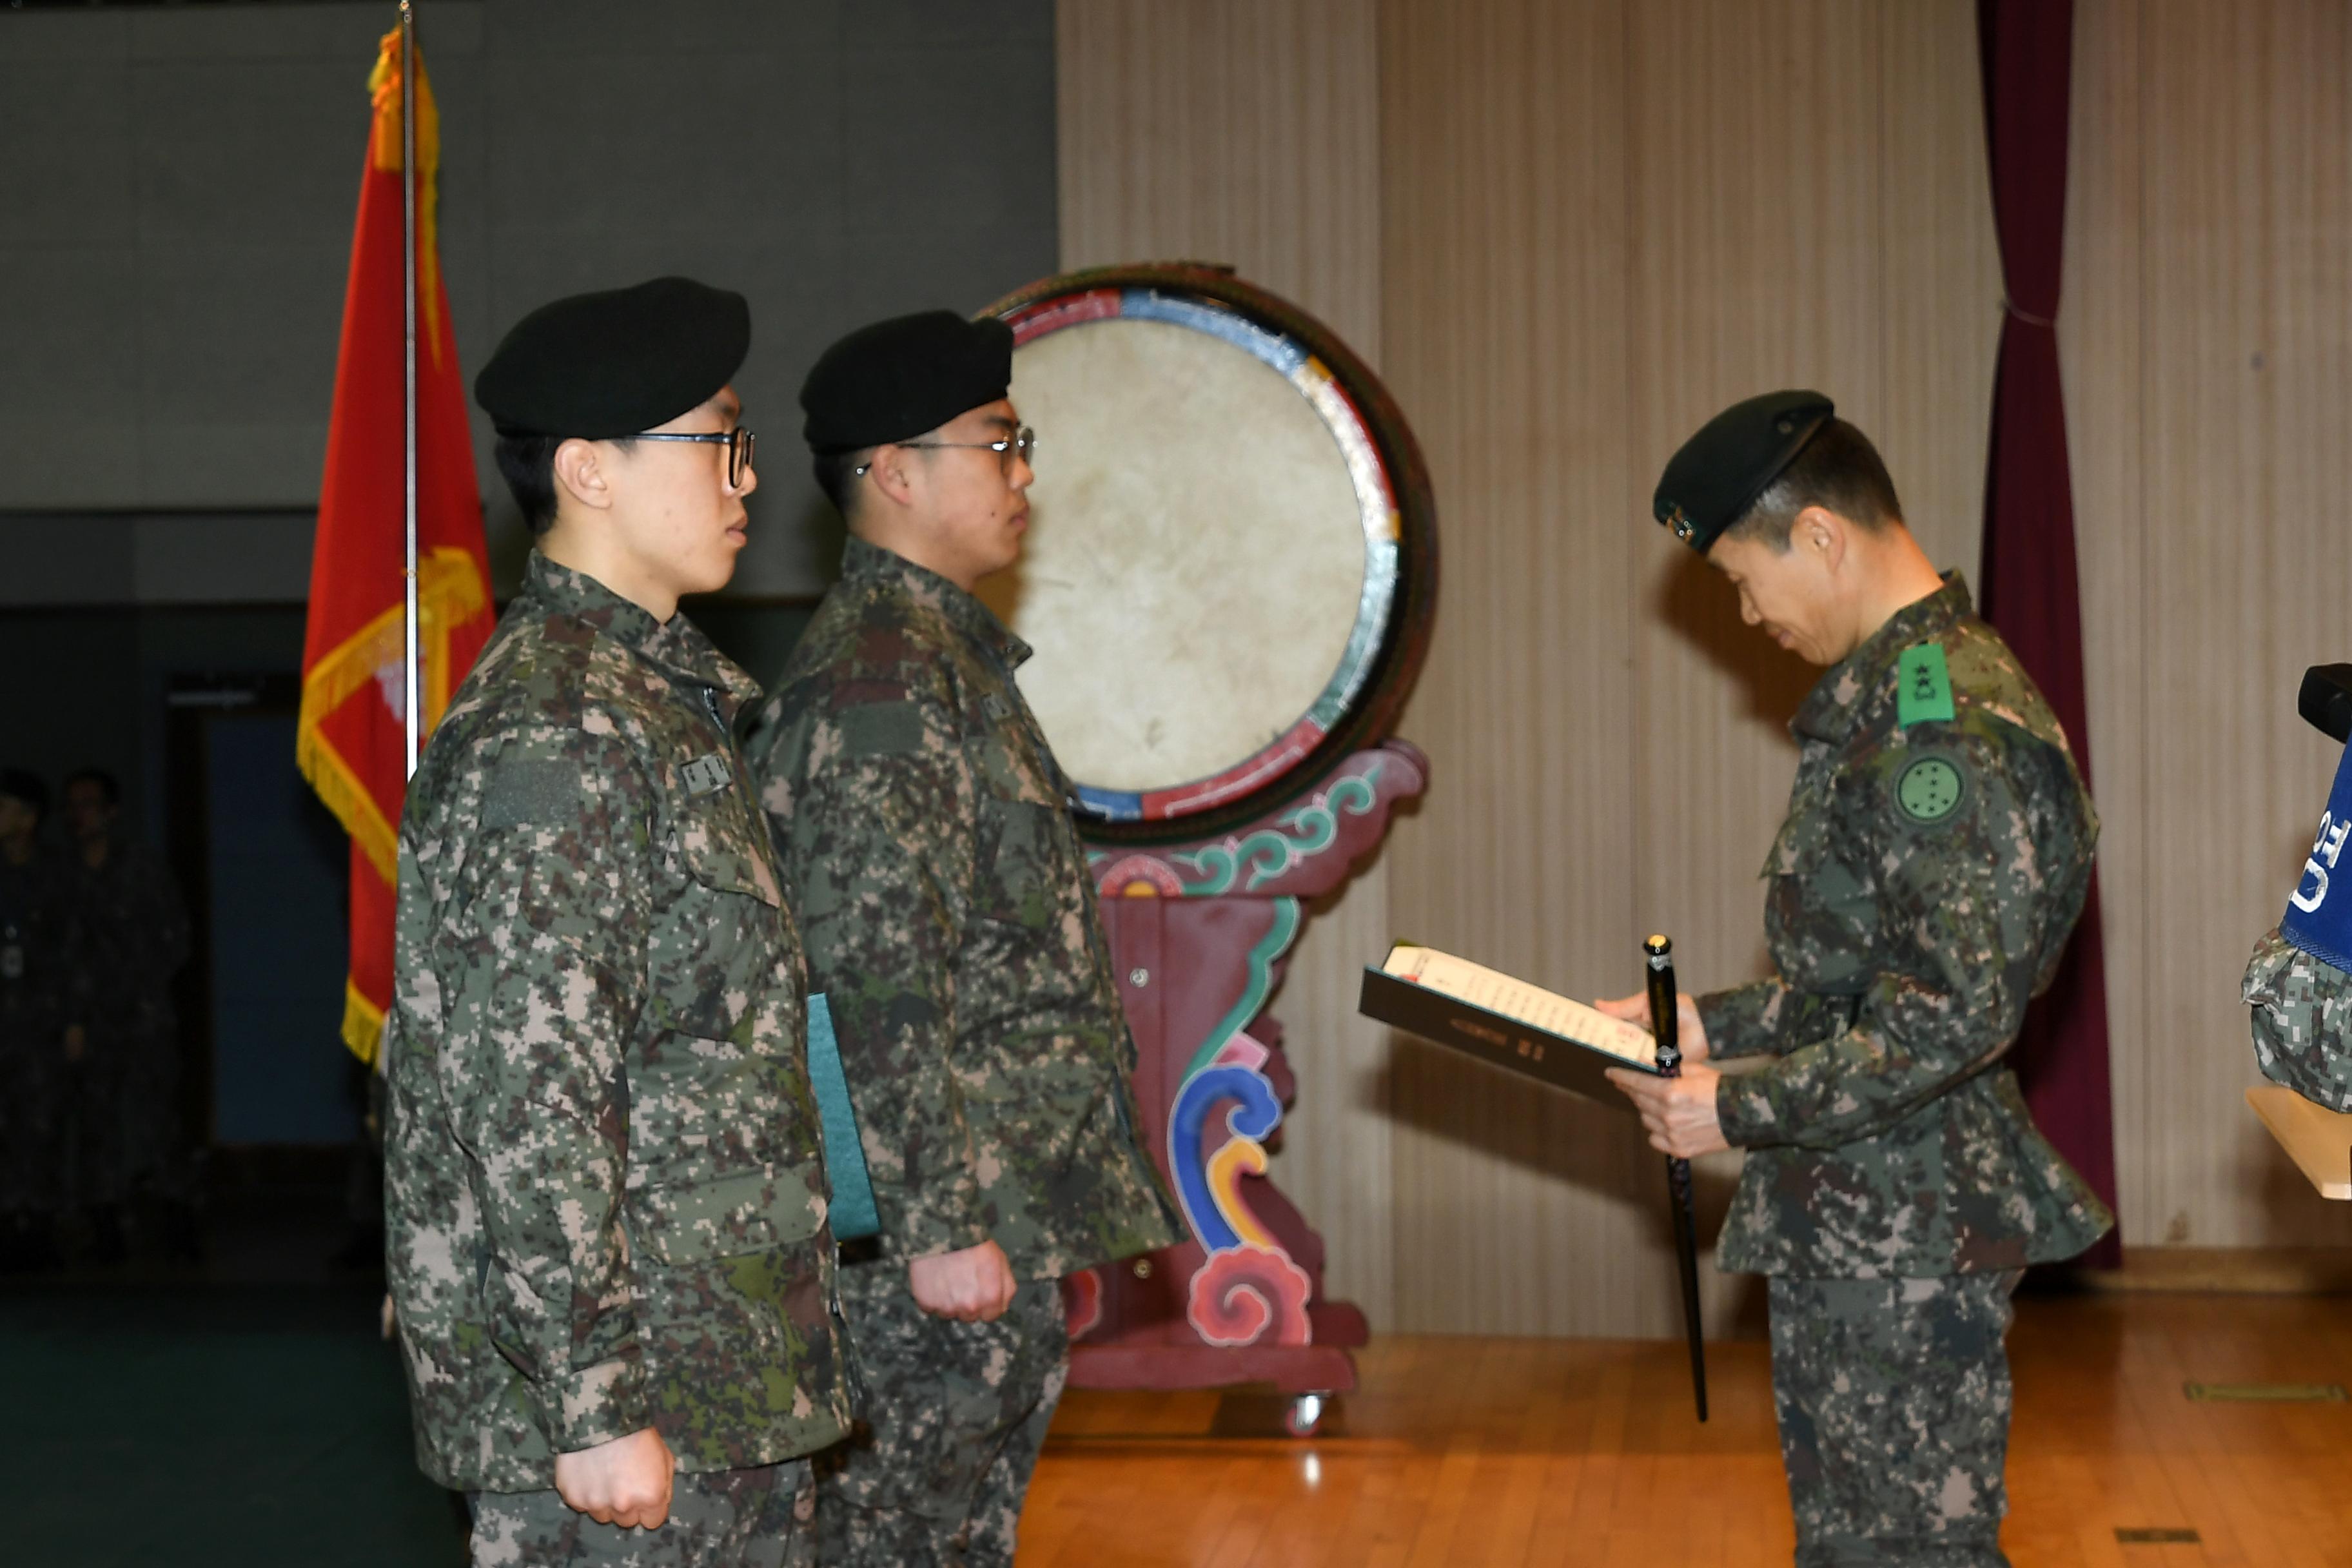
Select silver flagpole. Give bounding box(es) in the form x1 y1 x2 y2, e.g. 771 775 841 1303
400 0 421 779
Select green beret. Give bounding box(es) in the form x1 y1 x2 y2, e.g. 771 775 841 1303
1652 389 1834 553
474 276 749 439
799 310 1014 453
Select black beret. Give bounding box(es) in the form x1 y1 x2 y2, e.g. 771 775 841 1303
474 277 749 439
0 769 46 814
799 310 1014 453
1652 389 1835 553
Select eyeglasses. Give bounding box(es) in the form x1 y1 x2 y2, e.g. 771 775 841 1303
855 426 1036 477
635 427 756 488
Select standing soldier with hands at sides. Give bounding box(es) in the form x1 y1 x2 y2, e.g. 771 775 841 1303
382 278 850 1568
0 770 67 1271
1599 393 2113 1568
57 767 194 1262
749 311 1185 1567
2243 675 2352 1110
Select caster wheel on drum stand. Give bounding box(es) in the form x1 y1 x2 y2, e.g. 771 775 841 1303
1284 1392 1331 1438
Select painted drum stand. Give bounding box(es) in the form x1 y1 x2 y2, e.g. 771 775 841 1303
1061 741 1426 1436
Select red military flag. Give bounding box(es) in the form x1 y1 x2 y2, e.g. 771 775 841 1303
299 26 493 1063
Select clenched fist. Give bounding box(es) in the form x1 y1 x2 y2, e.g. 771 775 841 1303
908 1239 1017 1322
554 1427 674 1530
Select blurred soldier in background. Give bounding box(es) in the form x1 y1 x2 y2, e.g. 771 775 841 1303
0 769 68 1271
2244 667 2352 1112
58 767 194 1263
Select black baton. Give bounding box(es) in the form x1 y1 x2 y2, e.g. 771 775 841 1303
1645 934 1709 1422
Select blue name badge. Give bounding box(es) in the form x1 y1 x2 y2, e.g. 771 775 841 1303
805 994 879 1242
2282 740 2352 971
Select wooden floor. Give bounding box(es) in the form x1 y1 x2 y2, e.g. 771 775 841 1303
1017 1293 2352 1567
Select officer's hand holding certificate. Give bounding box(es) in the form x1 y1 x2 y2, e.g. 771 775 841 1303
1595 992 1729 1158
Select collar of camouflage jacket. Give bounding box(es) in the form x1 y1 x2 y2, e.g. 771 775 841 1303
838 534 1033 671
1790 571 1973 745
520 549 761 713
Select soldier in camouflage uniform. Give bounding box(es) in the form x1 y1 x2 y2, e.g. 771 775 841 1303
56 767 192 1259
0 770 67 1269
2242 687 2352 1112
383 279 849 1568
2245 929 2352 1110
749 311 1184 1567
1606 393 2113 1567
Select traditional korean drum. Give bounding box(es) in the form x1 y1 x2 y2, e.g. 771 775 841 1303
979 264 1437 844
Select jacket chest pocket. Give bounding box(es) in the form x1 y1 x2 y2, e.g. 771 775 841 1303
969 721 1078 932
643 790 793 1046
978 796 1077 932
1763 785 1881 994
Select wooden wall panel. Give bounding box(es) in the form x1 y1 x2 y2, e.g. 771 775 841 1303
1054 0 1399 1322
2062 0 2154 1252
1056 0 1380 348
1377 0 1653 1336
2070 0 2352 1250
1876 0 2004 582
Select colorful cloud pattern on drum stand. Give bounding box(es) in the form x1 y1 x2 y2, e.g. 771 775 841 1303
1170 1033 1315 1348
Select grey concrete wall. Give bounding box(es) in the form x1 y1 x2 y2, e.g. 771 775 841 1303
0 599 814 850
0 513 316 606
0 0 1057 600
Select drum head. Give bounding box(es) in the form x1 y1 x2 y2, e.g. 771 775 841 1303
981 266 1436 845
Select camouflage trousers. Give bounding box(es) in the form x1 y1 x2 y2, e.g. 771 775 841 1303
49 1025 187 1209
817 1265 1068 1567
60 1044 131 1210
1768 1271 2023 1567
115 1023 190 1200
467 1460 816 1567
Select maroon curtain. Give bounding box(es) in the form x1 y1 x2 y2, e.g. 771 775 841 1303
1976 0 2121 1268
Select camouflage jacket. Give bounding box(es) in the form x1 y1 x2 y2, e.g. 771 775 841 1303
0 848 70 1042
1699 576 2114 1278
747 537 1184 1282
2243 731 2352 1112
2246 930 2352 1112
382 553 850 1494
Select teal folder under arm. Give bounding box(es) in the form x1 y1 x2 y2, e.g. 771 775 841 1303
805 994 879 1240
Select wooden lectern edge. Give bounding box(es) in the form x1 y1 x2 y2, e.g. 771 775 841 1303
2246 1084 2352 1201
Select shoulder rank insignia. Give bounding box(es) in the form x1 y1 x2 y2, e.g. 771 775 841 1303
680 752 734 797
1897 643 1955 728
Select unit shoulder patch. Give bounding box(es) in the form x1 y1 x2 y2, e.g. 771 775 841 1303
1894 751 1968 826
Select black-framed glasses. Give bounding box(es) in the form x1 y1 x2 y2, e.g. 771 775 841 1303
636 427 756 488
855 426 1036 477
